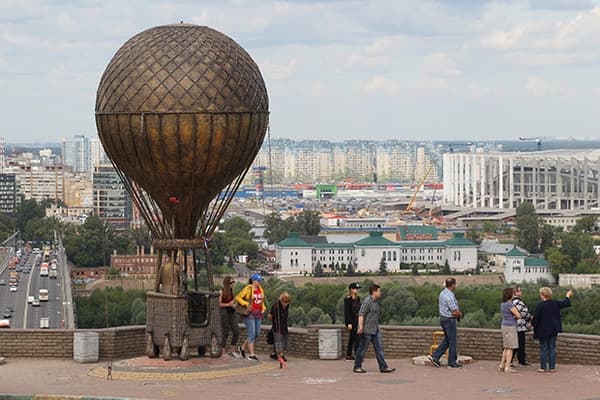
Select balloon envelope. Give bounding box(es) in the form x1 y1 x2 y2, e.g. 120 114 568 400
95 24 269 238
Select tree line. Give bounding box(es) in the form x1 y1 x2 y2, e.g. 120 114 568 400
75 278 600 335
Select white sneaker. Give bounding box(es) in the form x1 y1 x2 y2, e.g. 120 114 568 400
230 351 243 359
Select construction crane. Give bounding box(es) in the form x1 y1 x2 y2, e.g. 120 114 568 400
519 136 542 151
402 163 435 216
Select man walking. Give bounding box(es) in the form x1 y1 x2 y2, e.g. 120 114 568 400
353 284 395 374
429 277 463 368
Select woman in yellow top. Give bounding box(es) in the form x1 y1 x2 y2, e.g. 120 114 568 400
234 273 266 361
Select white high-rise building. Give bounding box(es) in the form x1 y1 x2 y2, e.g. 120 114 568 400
91 138 108 168
62 135 91 173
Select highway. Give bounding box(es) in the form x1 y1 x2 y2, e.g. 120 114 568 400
0 248 67 329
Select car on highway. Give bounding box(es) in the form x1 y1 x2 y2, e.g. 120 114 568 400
39 317 49 329
0 319 10 328
32 298 40 307
5 305 14 312
0 279 5 285
2 310 11 318
9 286 17 292
27 296 34 303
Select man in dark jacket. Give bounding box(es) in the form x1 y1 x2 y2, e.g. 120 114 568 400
344 282 361 360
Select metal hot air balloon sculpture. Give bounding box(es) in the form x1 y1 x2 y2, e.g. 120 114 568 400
95 24 268 360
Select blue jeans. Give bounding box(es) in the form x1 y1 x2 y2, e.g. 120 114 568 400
433 317 458 366
354 329 389 371
243 313 262 344
539 335 557 370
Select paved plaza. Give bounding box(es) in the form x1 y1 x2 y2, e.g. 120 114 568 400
1 354 600 399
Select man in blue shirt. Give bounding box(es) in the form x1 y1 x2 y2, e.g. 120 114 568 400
429 277 463 368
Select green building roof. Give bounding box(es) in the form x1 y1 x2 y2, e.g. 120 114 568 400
398 225 438 240
313 242 355 248
444 232 477 247
276 232 313 248
354 231 397 247
398 241 446 248
524 257 550 267
506 246 527 257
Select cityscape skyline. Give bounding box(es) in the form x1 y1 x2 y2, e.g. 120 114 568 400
3 1 600 142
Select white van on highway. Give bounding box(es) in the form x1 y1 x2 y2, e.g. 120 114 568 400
40 317 49 329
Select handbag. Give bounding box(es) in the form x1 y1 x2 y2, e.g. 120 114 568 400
267 329 274 345
234 301 250 316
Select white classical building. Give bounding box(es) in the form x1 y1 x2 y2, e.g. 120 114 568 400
503 246 554 284
443 149 600 210
275 232 478 275
559 274 600 289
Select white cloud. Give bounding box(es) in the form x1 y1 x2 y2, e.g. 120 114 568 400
345 53 390 69
505 50 599 66
464 83 504 100
365 35 407 55
358 75 401 95
423 53 461 78
529 0 594 10
1 0 600 141
482 6 600 51
407 78 452 97
259 58 299 81
526 76 576 97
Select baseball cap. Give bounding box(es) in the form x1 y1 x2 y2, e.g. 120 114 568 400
250 273 263 282
349 283 361 290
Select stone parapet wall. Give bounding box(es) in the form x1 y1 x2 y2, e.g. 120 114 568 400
0 329 74 358
241 325 600 365
1 325 599 365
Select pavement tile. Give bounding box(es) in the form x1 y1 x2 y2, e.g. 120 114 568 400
1 355 600 400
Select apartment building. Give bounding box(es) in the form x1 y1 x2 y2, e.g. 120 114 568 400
92 164 130 230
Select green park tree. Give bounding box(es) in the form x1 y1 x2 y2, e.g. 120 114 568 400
379 257 388 275
560 231 595 266
544 247 574 280
314 261 323 277
482 221 498 234
466 224 482 243
516 202 541 253
293 210 321 236
0 213 14 242
346 261 356 276
573 215 598 234
221 216 253 236
441 260 451 275
264 212 293 244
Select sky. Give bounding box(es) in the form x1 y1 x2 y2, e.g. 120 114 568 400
1 0 600 143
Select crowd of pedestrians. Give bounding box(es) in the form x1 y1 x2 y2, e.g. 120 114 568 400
219 273 574 374
426 279 574 373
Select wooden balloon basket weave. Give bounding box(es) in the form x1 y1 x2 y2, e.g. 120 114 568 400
145 238 222 360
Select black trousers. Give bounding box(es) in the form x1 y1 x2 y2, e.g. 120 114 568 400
347 326 359 357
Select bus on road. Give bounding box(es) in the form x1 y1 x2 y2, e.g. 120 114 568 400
39 289 49 301
40 263 49 277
